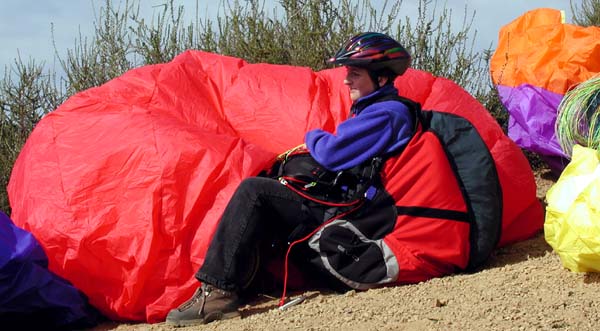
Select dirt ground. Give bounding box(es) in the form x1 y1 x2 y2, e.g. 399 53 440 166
92 168 600 331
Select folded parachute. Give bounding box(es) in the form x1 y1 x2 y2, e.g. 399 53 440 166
8 50 542 322
545 145 600 272
490 8 600 172
545 72 600 272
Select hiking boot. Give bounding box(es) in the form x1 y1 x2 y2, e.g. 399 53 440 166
165 283 241 326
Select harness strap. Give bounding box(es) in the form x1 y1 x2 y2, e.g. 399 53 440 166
278 200 365 307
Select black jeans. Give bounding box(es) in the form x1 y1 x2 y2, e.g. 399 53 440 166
196 177 326 293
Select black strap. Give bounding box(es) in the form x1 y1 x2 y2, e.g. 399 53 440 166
395 206 469 223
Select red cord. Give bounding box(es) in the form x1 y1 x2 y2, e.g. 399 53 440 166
280 176 362 207
278 201 364 307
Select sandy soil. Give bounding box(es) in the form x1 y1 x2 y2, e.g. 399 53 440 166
91 169 600 331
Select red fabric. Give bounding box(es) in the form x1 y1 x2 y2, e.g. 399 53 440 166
383 131 469 213
395 73 543 246
382 130 471 283
8 51 541 322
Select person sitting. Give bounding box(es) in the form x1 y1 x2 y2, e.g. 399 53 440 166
165 32 415 326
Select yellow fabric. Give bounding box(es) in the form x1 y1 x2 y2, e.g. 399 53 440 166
545 145 600 272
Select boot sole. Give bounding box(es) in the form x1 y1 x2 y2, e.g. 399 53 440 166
165 310 241 327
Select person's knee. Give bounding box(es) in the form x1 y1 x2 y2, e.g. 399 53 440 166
239 177 263 186
234 177 268 200
238 177 277 192
237 177 259 194
234 176 292 208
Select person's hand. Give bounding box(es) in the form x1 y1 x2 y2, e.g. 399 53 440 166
276 143 307 161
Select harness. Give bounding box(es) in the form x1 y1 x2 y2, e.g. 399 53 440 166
271 145 383 207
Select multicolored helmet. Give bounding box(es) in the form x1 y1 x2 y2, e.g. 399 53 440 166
329 32 411 75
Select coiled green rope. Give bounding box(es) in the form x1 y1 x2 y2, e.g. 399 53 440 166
556 74 600 156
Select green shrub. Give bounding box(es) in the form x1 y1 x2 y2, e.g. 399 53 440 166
0 58 63 213
571 0 600 26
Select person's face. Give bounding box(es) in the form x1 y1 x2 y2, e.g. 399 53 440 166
344 66 377 101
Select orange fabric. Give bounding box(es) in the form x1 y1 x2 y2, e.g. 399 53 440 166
490 8 600 93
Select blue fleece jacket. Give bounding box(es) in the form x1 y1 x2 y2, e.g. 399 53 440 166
305 85 414 171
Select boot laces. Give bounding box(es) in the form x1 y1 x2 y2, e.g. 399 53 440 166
177 287 206 311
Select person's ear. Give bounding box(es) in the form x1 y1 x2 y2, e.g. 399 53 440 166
378 76 388 87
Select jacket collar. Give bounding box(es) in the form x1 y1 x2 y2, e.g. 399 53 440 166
350 85 399 116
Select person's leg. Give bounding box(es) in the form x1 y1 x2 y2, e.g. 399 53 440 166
197 176 319 291
167 177 320 325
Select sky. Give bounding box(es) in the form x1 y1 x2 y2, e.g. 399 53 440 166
0 0 582 74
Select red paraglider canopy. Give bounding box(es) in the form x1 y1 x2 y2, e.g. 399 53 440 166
8 50 541 322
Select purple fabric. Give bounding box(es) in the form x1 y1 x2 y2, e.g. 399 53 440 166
496 84 569 171
0 211 98 329
306 85 413 171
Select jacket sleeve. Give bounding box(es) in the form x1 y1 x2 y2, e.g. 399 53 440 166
305 101 413 171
